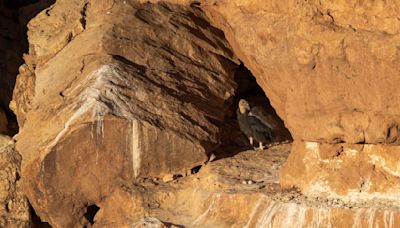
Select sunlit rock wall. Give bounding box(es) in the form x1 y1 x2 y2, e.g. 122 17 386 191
196 0 400 200
13 1 238 226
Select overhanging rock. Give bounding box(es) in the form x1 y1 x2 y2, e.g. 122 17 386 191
14 1 238 226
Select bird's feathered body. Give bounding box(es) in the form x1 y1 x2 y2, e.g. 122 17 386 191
237 99 275 149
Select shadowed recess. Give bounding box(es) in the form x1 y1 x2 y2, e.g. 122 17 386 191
84 204 100 225
217 63 292 158
0 0 55 135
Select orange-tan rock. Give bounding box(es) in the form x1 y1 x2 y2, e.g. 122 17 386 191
281 142 400 203
14 1 238 226
96 145 400 228
198 0 400 204
201 0 400 144
8 0 400 227
0 135 30 227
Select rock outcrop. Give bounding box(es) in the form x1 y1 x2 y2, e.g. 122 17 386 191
98 145 400 228
0 135 30 227
14 0 238 226
195 0 400 201
281 142 400 202
7 0 400 226
202 0 400 144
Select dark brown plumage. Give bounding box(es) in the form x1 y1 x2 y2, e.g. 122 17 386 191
236 99 275 150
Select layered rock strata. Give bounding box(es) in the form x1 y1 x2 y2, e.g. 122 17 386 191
97 145 400 227
13 1 238 226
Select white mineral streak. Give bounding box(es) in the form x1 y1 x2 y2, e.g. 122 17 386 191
188 193 399 227
191 193 221 226
282 204 307 228
369 154 400 178
131 119 141 178
43 65 142 173
243 197 264 228
312 208 332 228
256 200 281 227
367 208 377 228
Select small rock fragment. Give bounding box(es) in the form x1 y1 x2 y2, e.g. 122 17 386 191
209 153 216 162
162 174 174 183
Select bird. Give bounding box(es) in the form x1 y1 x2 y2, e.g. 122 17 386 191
236 99 275 150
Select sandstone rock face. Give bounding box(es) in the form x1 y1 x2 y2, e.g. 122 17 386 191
9 0 400 226
202 0 400 144
197 0 400 200
97 145 400 228
14 1 238 226
0 135 30 227
281 142 400 202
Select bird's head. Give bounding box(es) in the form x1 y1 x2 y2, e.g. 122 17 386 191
238 99 250 114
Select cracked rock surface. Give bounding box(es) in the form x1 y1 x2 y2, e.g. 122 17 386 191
14 1 238 227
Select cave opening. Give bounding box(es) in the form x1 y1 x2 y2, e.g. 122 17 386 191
217 63 292 158
83 204 100 226
0 0 55 136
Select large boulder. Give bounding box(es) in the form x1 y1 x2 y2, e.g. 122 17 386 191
14 0 238 226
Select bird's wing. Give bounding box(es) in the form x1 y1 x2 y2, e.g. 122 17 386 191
248 106 276 130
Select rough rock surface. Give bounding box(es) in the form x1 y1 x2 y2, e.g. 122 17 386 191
97 144 400 227
281 142 400 202
13 0 239 227
195 0 400 200
8 0 400 226
0 135 30 227
202 0 400 144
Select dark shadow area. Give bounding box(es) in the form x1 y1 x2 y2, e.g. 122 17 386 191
84 204 100 226
4 0 40 8
162 220 185 228
29 202 52 228
216 63 292 158
0 0 55 135
191 165 202 174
